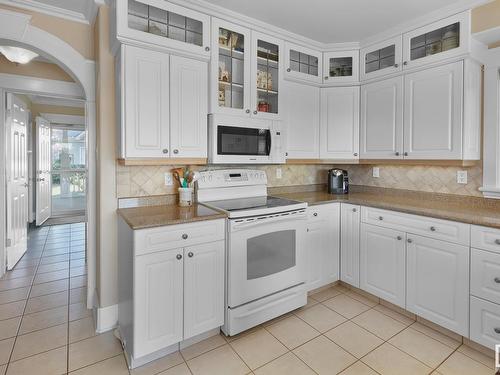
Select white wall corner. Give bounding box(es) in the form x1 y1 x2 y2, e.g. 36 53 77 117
95 303 118 333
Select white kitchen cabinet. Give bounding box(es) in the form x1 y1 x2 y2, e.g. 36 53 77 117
402 12 470 70
340 203 360 288
470 296 500 350
284 42 323 85
135 249 184 358
306 204 340 291
170 55 208 158
122 44 170 158
183 241 225 339
360 76 403 159
118 44 208 160
323 50 359 84
471 248 500 305
320 87 359 159
360 36 402 81
406 234 469 336
403 61 463 159
114 0 211 59
360 223 406 307
285 81 320 159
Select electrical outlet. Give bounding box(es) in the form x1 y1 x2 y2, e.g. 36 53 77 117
457 170 467 184
164 173 173 186
372 167 380 178
276 168 282 179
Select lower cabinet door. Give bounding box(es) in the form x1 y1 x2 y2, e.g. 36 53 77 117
360 223 406 307
406 234 469 336
470 296 500 350
134 249 184 358
184 241 225 339
306 204 340 291
340 203 360 287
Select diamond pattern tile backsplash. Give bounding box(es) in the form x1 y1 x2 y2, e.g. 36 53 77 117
116 162 483 198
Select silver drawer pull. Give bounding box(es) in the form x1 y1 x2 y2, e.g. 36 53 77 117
430 226 436 232
407 238 413 243
397 236 402 241
494 277 500 284
378 216 383 221
313 213 318 217
352 208 357 213
176 254 182 260
182 233 188 240
495 328 500 334
188 252 194 258
495 239 500 245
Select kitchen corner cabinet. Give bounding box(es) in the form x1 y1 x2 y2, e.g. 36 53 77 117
115 0 211 59
117 44 208 160
284 42 323 85
323 50 359 84
320 86 360 159
118 217 225 367
306 203 340 291
285 80 320 159
360 223 406 308
406 234 469 336
340 204 360 288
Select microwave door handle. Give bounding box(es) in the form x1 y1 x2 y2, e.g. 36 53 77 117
266 130 272 156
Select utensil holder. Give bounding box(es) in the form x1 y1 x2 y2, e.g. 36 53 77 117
178 187 194 207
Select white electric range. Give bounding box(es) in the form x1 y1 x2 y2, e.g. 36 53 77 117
197 169 308 336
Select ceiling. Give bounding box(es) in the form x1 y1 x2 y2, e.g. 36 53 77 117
202 0 477 43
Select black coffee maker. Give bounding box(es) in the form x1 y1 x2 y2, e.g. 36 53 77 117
328 169 349 194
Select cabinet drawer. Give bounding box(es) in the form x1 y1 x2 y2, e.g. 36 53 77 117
471 225 500 254
307 203 339 222
470 296 500 350
471 248 500 305
134 219 225 256
361 207 469 245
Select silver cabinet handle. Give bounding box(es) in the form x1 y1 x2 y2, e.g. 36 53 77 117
495 239 500 245
286 68 291 72
253 110 258 115
353 153 358 156
182 233 188 240
162 149 168 154
352 208 357 213
378 216 383 221
404 152 408 156
494 277 500 283
395 152 400 156
324 76 329 80
407 238 413 243
430 226 436 232
403 61 408 66
188 252 194 258
205 46 210 51
495 328 500 334
394 63 399 68
313 213 318 217
245 109 250 114
176 254 182 260
173 149 179 154
397 236 402 240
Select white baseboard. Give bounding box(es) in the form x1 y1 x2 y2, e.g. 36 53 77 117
95 303 118 333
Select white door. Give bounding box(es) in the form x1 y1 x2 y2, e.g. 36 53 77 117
306 204 340 291
135 249 183 358
124 44 170 158
170 55 208 158
340 204 360 288
6 94 29 270
285 81 320 159
406 234 469 336
35 117 51 226
320 86 359 159
360 223 406 307
360 76 404 159
403 61 463 159
184 241 225 339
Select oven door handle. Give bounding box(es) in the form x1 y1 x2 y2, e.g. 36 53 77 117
231 212 307 231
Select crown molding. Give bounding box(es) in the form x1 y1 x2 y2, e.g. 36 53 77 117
28 94 85 107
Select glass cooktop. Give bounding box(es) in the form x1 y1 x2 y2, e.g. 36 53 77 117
204 196 304 213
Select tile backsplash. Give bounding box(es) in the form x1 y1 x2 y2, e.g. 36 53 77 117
116 162 483 198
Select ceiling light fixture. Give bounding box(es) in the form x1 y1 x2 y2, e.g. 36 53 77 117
0 46 38 64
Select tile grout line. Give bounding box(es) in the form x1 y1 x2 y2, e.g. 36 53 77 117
67 225 73 374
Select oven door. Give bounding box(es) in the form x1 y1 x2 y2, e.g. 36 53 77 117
227 211 307 308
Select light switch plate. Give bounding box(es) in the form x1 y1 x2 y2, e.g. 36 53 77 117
164 173 173 186
276 168 282 179
372 167 380 178
457 170 467 184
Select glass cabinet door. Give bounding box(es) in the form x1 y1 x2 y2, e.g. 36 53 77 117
251 32 283 118
360 36 402 80
323 50 359 83
119 0 210 57
284 42 323 84
211 19 251 115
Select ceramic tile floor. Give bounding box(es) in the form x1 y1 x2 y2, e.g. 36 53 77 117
1 225 496 374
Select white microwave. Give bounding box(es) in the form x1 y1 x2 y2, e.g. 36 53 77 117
208 114 286 164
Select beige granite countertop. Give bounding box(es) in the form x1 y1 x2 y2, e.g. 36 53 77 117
274 187 500 229
117 204 226 230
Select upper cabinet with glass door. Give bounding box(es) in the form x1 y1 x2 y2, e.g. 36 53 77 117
115 0 211 59
360 36 402 80
210 18 251 116
323 50 359 84
284 42 323 85
402 12 470 69
251 32 283 119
